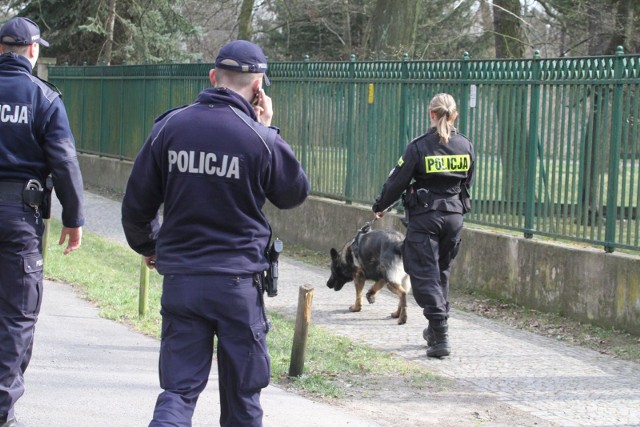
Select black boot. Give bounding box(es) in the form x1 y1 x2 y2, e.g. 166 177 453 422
426 323 450 358
422 325 435 347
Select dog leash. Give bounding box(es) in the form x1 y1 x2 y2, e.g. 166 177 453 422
362 198 402 232
351 198 402 255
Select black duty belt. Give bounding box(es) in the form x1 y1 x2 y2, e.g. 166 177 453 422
0 180 45 207
0 181 25 203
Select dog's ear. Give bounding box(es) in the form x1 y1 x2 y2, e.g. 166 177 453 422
330 248 338 261
345 246 354 262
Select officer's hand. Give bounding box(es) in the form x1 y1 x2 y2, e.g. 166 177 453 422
59 226 82 255
374 211 385 220
144 255 157 270
253 89 273 126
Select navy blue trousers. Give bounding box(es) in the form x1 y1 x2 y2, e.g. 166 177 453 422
403 211 463 322
0 203 43 423
150 274 270 427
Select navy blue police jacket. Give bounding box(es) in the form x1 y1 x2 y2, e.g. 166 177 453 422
372 127 474 215
0 53 84 227
121 87 310 275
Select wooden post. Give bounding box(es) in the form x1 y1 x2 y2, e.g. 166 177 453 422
139 257 149 317
41 219 50 264
288 285 314 377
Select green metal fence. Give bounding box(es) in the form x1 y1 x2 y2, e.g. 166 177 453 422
49 48 640 252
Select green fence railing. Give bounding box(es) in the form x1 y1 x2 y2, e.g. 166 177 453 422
49 48 640 253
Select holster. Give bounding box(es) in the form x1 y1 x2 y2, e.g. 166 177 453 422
42 176 53 219
402 186 417 210
403 186 434 218
416 188 433 208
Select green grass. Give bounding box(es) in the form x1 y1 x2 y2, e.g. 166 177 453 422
43 219 439 398
44 219 164 336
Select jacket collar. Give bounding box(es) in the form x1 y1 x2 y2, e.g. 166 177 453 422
0 52 33 73
196 87 257 121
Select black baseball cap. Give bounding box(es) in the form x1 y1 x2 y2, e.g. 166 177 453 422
0 17 49 47
215 40 270 86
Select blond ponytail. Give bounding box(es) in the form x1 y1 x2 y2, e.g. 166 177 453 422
428 93 458 144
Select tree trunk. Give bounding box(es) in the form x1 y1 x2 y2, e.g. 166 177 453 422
344 0 352 52
492 0 528 212
480 0 494 53
237 0 255 40
364 0 420 59
100 0 117 65
605 0 633 54
493 0 526 58
578 0 618 225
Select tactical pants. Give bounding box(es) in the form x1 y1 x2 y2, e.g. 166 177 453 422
403 210 463 322
150 274 270 427
0 203 43 423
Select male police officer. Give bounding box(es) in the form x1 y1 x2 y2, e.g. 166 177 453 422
0 17 85 427
122 40 309 426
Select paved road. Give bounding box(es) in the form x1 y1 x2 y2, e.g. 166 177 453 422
19 191 639 426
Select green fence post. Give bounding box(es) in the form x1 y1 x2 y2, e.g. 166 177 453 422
459 52 470 135
396 53 409 158
524 50 542 238
169 64 174 108
604 46 625 253
301 55 310 173
344 54 357 203
139 257 149 317
119 65 125 159
99 66 105 154
80 66 86 150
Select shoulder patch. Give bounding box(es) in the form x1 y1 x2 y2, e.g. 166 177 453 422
397 156 404 167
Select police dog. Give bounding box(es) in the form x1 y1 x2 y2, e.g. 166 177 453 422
327 228 410 325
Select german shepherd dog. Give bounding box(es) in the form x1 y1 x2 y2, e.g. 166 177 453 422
327 227 411 325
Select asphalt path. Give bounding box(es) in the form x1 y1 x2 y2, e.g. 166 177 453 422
14 192 381 426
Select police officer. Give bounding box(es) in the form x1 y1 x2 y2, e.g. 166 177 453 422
0 17 84 427
372 93 474 358
121 40 309 426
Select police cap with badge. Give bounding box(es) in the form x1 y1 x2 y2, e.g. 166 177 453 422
214 40 271 86
0 17 49 47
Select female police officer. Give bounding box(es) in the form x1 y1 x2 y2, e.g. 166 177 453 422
372 93 474 358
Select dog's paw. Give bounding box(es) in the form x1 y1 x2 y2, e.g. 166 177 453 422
391 310 407 325
366 291 376 304
349 305 362 312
